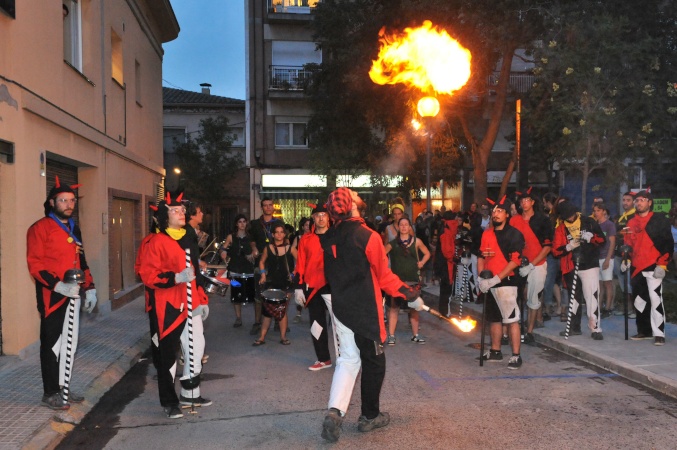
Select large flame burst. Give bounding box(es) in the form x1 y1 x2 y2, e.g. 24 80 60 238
369 20 472 95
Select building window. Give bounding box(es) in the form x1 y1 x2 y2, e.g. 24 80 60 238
275 122 307 148
63 0 82 70
135 60 142 105
111 29 123 86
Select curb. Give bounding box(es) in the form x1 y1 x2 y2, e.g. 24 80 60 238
22 334 149 450
422 291 677 401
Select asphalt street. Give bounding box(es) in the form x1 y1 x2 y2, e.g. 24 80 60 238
57 293 677 450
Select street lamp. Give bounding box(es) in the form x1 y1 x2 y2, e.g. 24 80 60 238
417 96 440 213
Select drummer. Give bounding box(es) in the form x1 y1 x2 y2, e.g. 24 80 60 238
220 214 256 328
254 223 294 346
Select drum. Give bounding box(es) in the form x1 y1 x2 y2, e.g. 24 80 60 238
261 289 288 304
229 272 255 304
200 266 230 296
261 289 289 321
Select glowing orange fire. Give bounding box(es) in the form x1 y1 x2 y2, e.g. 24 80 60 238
451 317 477 333
369 20 472 95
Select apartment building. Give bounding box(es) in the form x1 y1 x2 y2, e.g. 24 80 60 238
0 0 178 356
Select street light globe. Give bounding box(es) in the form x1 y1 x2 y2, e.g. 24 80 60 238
173 167 181 174
417 96 440 118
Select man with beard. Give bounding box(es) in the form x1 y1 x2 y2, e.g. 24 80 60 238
477 196 525 369
27 177 97 410
320 188 421 442
552 201 606 340
295 204 333 371
622 190 673 345
137 193 211 419
510 188 552 344
614 192 636 316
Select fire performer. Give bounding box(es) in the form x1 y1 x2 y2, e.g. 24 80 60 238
510 188 552 345
622 189 673 345
295 203 333 371
552 201 606 340
320 188 420 442
434 211 459 317
27 178 97 410
137 193 211 419
476 196 525 369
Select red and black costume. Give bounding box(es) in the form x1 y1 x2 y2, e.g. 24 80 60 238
625 210 672 338
27 215 95 398
434 216 459 317
296 226 331 363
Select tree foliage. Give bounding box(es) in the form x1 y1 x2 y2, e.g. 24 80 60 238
308 0 549 204
174 115 243 206
525 1 677 209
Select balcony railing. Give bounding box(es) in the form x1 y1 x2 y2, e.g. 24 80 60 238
269 66 315 91
268 0 320 14
488 72 535 94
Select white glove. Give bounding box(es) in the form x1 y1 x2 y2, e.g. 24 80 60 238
620 261 629 273
653 266 666 279
479 275 501 293
175 267 195 284
519 263 534 278
407 297 425 311
294 289 306 307
565 240 581 252
461 257 471 266
580 231 593 243
55 281 81 298
84 289 97 313
200 304 210 321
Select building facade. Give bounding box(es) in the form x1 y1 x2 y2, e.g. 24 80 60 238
163 85 249 240
0 0 178 356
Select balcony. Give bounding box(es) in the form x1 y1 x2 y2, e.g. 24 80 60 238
488 72 535 94
269 65 315 92
268 0 320 22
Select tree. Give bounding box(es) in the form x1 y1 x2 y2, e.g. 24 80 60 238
308 0 548 205
174 115 244 208
525 1 677 211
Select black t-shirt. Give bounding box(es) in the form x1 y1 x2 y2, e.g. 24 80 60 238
249 216 284 253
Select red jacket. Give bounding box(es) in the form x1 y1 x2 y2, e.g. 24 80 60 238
27 216 95 317
625 212 673 277
137 232 206 339
439 219 459 281
295 230 327 304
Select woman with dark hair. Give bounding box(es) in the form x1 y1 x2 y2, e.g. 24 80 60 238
254 223 294 345
220 215 256 328
384 217 430 345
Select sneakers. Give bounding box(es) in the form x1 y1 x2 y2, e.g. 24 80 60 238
233 318 243 328
387 335 396 346
654 337 666 346
293 314 302 324
507 355 523 370
500 335 509 346
309 360 332 371
164 405 183 419
179 395 212 407
591 332 604 341
60 388 84 403
476 350 503 362
630 333 653 340
249 322 262 335
411 334 426 344
41 393 70 410
357 412 390 432
534 320 545 329
542 312 551 321
523 333 535 345
321 408 343 442
559 329 582 336
628 313 636 319
613 309 625 316
601 309 612 319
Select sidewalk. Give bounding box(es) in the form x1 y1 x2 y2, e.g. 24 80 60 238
0 297 149 450
423 284 677 400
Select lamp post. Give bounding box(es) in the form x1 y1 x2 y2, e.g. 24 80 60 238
417 96 440 213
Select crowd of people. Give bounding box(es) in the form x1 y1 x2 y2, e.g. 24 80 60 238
26 182 675 441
